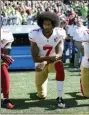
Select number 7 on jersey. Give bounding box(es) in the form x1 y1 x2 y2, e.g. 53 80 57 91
43 46 53 56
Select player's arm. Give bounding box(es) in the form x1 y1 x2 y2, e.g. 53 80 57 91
55 39 64 61
64 34 71 42
2 42 12 55
1 42 14 66
31 41 56 63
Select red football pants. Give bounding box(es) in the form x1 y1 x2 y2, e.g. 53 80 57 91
1 64 10 98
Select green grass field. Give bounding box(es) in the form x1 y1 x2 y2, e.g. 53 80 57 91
1 63 89 114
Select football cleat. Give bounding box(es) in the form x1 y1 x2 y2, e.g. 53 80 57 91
56 97 65 108
2 99 15 109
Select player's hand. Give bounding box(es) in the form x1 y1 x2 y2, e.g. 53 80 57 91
49 56 57 62
1 54 14 66
35 61 47 72
49 55 62 62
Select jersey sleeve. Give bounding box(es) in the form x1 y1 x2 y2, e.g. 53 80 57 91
1 29 14 48
28 30 36 42
6 31 14 42
1 29 14 42
57 28 67 40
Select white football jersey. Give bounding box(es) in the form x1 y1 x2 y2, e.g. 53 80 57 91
81 29 89 68
29 27 66 57
1 28 14 48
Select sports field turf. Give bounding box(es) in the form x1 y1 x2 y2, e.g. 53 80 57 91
1 63 89 114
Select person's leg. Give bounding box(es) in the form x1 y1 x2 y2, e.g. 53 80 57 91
74 41 83 68
48 61 65 108
74 52 80 68
35 66 48 99
54 61 65 108
69 42 73 63
54 61 65 97
81 66 89 98
1 64 10 99
1 64 14 109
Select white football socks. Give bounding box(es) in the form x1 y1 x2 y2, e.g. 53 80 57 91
56 81 64 98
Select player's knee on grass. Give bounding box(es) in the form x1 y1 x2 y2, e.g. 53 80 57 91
35 71 48 98
36 84 47 98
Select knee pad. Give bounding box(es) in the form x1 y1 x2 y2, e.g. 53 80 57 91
54 61 65 81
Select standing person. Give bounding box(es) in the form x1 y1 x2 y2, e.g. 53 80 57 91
67 16 77 67
1 28 15 109
29 11 67 108
80 29 89 98
72 17 87 68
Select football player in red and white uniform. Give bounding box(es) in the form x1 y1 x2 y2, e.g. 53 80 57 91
29 11 67 108
1 28 15 109
80 29 89 98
